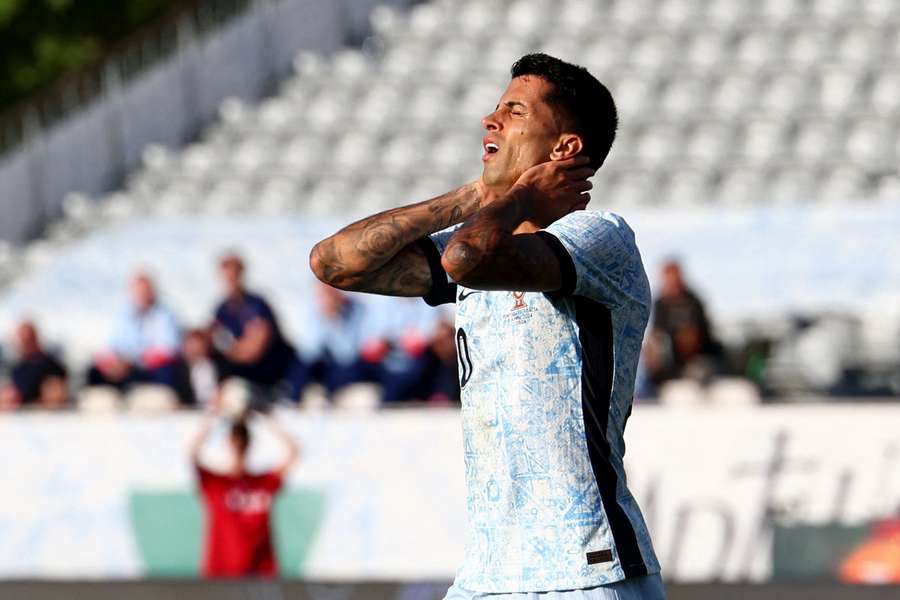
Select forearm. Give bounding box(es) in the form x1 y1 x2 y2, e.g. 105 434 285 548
309 183 481 290
441 186 533 284
265 416 300 472
190 418 214 465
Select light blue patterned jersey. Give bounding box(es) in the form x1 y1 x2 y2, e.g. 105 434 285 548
420 210 660 593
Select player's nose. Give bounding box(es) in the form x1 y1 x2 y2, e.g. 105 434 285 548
482 110 501 132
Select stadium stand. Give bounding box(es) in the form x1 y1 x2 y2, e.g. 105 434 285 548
1 0 899 398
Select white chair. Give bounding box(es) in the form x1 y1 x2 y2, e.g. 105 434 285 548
716 167 768 206
709 73 759 118
768 167 817 204
683 31 726 71
845 118 892 167
792 118 838 166
783 26 832 71
809 0 854 23
663 168 711 206
704 0 749 28
869 70 900 116
834 26 881 67
634 124 680 170
659 75 709 120
816 67 861 116
738 117 786 167
656 0 699 31
759 71 809 116
818 166 866 203
684 121 734 169
734 30 780 72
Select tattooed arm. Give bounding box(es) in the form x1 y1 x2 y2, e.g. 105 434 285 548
309 183 482 296
441 157 594 291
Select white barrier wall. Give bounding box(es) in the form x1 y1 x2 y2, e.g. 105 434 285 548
2 406 899 581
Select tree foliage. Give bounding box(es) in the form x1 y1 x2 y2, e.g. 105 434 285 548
0 0 178 110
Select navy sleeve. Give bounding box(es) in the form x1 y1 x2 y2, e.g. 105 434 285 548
416 237 457 307
250 296 277 325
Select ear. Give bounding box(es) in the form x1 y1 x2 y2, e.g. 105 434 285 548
550 133 583 161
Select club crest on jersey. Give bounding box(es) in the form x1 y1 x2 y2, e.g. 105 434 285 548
511 291 527 311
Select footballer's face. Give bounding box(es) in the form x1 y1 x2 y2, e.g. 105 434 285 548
481 75 563 193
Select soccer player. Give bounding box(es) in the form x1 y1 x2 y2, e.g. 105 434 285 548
310 53 663 599
190 415 299 578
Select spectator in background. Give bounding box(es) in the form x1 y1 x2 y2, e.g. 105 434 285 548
419 316 461 405
306 282 376 396
87 272 183 396
645 260 721 386
0 320 68 410
211 254 305 403
306 285 453 403
375 296 450 404
191 415 299 578
181 328 219 408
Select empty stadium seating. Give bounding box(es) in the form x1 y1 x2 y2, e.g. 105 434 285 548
52 0 896 224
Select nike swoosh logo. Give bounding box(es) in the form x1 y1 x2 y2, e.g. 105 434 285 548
458 289 482 301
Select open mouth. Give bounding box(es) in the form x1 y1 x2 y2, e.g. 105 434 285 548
482 140 500 160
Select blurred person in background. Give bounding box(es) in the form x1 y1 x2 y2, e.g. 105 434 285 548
190 414 299 578
375 297 454 404
0 320 68 410
419 316 461 405
644 260 721 387
306 285 455 403
839 518 900 584
86 272 184 397
211 253 305 403
180 328 220 408
305 282 378 397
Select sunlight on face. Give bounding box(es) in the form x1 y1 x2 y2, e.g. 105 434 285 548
480 76 563 192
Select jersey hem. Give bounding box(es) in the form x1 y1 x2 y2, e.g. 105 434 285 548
454 563 661 594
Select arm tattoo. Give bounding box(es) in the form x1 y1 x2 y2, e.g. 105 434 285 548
310 183 481 295
442 187 563 292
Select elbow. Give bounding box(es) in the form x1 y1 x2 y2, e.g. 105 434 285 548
309 240 346 288
441 239 485 286
308 243 329 283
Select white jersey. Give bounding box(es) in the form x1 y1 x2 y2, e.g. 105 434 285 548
419 210 660 593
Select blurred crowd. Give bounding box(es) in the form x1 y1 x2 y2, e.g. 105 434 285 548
0 252 460 412
3 251 832 412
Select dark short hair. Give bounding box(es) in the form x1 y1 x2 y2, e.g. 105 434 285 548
230 420 250 452
510 53 618 169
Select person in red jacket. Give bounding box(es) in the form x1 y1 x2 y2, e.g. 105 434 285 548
190 414 299 578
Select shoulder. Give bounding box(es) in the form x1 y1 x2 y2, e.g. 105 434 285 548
550 209 635 238
213 300 229 317
245 292 273 311
545 210 639 257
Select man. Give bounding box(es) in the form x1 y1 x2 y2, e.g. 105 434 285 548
0 320 68 410
190 415 299 578
305 282 379 396
87 272 183 396
211 253 306 403
645 260 720 386
311 54 663 599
